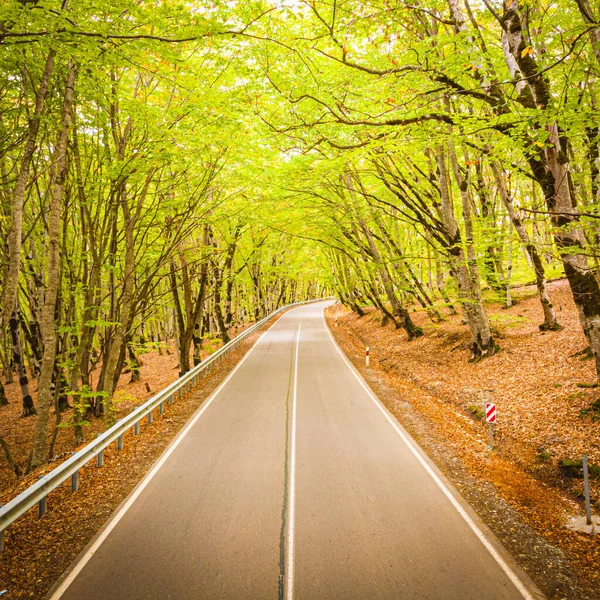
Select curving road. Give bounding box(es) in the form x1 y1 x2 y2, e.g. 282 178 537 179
48 302 543 600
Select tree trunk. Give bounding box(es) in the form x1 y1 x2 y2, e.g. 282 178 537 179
490 161 559 330
0 435 22 477
213 265 231 344
346 173 423 339
1 50 56 331
9 309 36 417
128 345 140 383
436 146 497 360
100 189 135 425
0 379 8 407
30 62 76 471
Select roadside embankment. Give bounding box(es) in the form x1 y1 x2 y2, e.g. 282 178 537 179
327 279 599 600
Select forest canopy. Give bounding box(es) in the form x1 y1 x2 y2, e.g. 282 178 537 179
1 0 600 472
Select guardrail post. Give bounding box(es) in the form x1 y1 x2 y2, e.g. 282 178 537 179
71 471 79 491
0 529 4 552
148 410 153 424
96 433 104 467
117 434 123 451
178 388 182 399
134 421 140 436
38 496 47 518
159 401 164 416
169 394 174 405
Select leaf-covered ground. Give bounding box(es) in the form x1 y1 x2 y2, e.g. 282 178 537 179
0 347 179 497
327 279 600 599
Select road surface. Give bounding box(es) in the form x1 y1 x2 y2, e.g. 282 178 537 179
49 302 540 600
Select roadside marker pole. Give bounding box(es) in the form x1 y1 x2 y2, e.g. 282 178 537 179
485 402 496 450
583 454 592 526
366 346 370 367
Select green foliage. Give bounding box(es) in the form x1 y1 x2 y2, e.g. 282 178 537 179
2 0 600 453
579 399 600 422
467 405 485 420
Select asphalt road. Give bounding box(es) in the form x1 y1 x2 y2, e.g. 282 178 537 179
49 302 540 600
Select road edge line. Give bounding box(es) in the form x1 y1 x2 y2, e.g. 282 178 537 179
321 307 545 600
47 314 287 600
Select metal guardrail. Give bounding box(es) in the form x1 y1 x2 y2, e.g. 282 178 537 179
0 298 329 551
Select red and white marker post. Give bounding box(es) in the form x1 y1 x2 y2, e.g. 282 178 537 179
485 402 496 449
366 346 370 367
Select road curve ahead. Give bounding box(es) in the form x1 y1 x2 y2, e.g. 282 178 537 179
49 302 540 600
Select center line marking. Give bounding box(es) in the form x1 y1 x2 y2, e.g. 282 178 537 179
286 322 301 600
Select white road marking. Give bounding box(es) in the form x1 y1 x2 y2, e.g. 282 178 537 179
321 307 539 600
286 323 301 600
49 315 289 600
